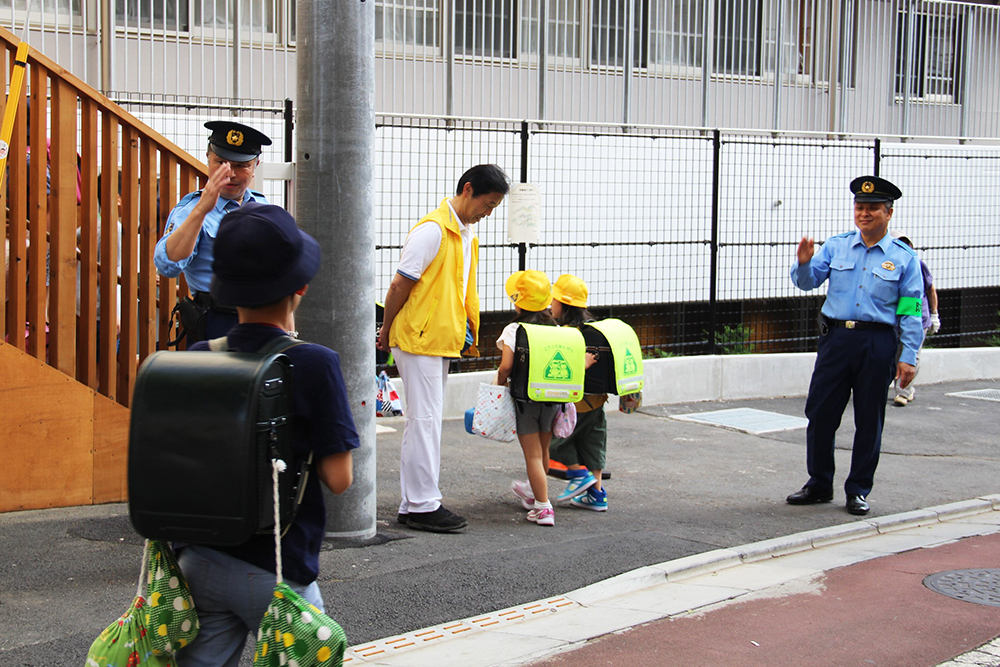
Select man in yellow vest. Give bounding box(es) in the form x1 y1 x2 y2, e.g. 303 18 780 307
377 165 510 532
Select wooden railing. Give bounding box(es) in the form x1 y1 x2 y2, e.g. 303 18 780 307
1 25 207 407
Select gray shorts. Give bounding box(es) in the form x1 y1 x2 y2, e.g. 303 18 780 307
514 400 561 435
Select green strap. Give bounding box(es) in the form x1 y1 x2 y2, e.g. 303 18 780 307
896 296 922 317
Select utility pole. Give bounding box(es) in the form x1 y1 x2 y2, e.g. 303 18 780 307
295 0 377 540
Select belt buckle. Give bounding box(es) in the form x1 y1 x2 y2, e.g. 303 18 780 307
845 320 857 329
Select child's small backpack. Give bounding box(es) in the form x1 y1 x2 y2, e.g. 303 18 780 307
510 323 586 403
128 335 311 547
583 318 644 396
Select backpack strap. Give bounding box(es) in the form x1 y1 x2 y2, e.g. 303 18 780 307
254 333 312 539
256 333 308 356
207 333 307 354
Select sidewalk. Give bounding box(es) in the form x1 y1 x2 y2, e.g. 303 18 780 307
2 378 1000 665
340 498 1000 666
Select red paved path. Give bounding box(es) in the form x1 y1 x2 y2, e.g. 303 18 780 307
532 533 1000 667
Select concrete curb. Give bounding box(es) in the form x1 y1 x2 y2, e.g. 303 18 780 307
343 495 1000 666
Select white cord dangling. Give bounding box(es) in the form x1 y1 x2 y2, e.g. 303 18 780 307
272 458 284 585
137 539 151 599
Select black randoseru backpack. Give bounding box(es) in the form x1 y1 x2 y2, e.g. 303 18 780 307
128 335 310 546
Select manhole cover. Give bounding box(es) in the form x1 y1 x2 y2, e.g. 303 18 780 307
946 389 1000 403
924 569 1000 607
669 408 808 435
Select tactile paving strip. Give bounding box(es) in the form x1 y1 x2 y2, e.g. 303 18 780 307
344 596 578 662
924 569 1000 608
670 407 808 435
946 388 1000 403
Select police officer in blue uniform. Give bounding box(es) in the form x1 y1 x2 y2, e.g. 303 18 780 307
786 176 924 516
154 120 272 343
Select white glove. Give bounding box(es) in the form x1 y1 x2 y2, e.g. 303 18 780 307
929 312 941 335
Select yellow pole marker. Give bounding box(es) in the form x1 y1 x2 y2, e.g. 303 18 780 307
0 40 30 194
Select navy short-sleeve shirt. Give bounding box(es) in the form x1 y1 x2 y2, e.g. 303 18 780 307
189 323 360 584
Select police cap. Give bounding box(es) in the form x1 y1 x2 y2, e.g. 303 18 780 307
850 175 902 204
204 121 272 163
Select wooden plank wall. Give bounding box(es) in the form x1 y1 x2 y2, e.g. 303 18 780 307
0 341 129 512
0 26 208 511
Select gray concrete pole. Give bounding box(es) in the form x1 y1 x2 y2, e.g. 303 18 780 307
295 0 377 540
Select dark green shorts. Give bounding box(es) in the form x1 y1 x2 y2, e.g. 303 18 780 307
549 407 607 471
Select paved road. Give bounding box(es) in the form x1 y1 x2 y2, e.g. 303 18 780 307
1 378 998 664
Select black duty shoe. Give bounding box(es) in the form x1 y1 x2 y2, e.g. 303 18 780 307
397 513 408 525
846 495 870 515
786 485 834 505
405 506 468 533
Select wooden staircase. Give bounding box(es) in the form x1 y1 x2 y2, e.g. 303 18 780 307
0 25 207 512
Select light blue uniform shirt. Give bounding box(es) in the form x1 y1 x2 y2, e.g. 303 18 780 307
153 189 268 294
791 229 925 365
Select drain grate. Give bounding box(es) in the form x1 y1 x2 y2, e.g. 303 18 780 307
924 569 1000 608
670 408 808 435
946 388 1000 403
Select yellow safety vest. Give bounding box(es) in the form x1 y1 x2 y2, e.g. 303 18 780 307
517 323 586 402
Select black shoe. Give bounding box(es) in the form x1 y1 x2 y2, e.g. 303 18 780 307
786 485 834 505
397 513 408 525
405 506 468 533
847 495 870 515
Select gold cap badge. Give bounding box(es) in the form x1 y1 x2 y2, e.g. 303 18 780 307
881 261 895 271
862 181 875 194
226 130 244 147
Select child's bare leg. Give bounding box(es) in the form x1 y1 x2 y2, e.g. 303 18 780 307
519 433 549 504
591 469 603 492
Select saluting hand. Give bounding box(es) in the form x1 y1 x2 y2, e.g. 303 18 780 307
195 161 234 214
797 237 815 265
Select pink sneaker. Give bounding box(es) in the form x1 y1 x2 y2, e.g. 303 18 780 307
526 507 555 526
510 480 535 510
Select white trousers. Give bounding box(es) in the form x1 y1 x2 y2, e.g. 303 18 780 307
392 347 450 514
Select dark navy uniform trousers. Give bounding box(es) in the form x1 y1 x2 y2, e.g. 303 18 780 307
804 323 898 497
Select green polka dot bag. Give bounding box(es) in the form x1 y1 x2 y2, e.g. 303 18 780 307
144 540 200 655
253 459 348 666
254 582 347 666
85 596 176 667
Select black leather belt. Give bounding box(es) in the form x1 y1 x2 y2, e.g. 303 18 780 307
823 316 893 332
193 290 237 314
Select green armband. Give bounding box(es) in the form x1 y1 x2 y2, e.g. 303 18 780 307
896 296 922 317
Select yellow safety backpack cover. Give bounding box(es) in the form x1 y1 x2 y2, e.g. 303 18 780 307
510 323 586 403
583 318 644 395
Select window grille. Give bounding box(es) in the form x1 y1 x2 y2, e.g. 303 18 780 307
455 0 517 58
895 3 964 103
521 0 582 58
376 0 441 50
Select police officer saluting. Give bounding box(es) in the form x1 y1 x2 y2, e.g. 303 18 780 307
786 176 924 516
155 120 272 344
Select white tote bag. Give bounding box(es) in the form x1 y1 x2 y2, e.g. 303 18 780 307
472 383 518 442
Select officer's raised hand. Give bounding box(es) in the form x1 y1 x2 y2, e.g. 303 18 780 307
196 160 234 213
164 160 234 262
796 237 815 265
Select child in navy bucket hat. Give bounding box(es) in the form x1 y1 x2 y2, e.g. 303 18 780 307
210 202 321 307
175 203 360 666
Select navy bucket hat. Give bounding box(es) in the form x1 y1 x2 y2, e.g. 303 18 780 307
210 203 321 308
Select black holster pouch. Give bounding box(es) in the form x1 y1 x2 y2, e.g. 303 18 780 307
169 296 208 347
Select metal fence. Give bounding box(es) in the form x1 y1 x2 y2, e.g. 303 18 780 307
5 0 1000 139
374 116 1000 373
109 94 293 212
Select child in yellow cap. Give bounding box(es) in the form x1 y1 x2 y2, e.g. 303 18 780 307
495 270 559 527
549 274 608 511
